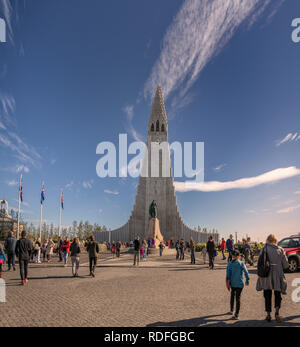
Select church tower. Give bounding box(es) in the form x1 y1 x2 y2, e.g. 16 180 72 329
94 85 219 244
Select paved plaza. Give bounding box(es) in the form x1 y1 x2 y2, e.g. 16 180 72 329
0 248 300 327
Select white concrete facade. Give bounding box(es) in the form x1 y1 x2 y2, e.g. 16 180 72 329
94 86 219 244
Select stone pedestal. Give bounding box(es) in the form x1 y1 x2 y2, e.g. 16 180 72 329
146 218 164 248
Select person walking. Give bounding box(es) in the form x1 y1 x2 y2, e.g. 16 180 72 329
70 237 81 277
86 235 99 277
220 238 226 260
243 237 253 266
226 250 250 320
57 236 63 262
179 239 185 260
175 240 180 260
189 237 196 264
41 239 48 262
30 238 36 263
226 234 234 263
256 234 289 323
159 241 165 257
133 236 141 266
4 231 17 271
202 244 207 264
142 240 148 260
46 237 55 262
0 243 6 278
33 238 41 264
207 236 216 270
61 237 71 266
15 231 32 285
116 240 121 258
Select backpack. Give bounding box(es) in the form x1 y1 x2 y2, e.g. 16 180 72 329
257 244 270 278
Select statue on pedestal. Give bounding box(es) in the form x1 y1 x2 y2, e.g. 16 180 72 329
146 200 164 248
149 200 157 219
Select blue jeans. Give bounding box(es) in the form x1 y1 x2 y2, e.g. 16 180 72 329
227 251 233 263
191 250 195 264
7 252 15 268
63 251 68 264
221 250 226 259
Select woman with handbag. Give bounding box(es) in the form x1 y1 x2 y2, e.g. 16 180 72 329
256 234 289 323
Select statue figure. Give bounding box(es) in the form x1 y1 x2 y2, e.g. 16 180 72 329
149 200 158 219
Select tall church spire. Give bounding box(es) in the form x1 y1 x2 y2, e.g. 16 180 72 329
148 85 168 139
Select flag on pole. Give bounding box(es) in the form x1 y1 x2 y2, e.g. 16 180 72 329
61 191 64 210
41 185 45 204
19 176 23 203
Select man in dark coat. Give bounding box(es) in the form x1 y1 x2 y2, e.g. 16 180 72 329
207 236 216 270
15 230 32 285
86 234 99 277
4 231 17 271
133 237 141 266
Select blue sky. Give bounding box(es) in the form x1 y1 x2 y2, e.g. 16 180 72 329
0 0 300 241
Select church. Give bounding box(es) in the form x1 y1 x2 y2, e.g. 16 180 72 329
94 86 219 244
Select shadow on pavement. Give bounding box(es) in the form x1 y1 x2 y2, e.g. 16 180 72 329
147 313 300 327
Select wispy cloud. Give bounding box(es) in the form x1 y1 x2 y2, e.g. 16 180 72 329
16 165 29 173
0 94 42 167
277 204 300 214
144 0 284 111
174 166 300 193
6 179 18 186
122 104 144 142
294 190 300 195
82 180 94 189
276 133 300 147
65 181 74 190
213 163 227 172
104 189 119 196
123 105 134 122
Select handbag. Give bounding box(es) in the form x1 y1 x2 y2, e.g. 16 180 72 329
257 244 270 278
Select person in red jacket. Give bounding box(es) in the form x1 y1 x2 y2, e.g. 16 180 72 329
221 238 226 260
61 237 71 266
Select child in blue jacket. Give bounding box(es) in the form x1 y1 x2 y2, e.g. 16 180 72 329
226 250 249 320
0 243 7 278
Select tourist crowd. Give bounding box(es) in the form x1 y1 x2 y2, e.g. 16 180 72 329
0 230 290 323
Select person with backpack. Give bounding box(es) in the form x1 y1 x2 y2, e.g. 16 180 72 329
15 231 32 285
0 243 6 278
86 235 99 277
4 231 17 271
70 237 81 277
226 250 249 320
226 235 234 263
256 234 289 323
116 240 121 258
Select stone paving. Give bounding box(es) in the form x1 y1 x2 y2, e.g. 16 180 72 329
0 248 299 327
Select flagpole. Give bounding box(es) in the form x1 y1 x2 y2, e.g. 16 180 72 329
59 189 62 237
39 181 44 240
17 173 22 240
